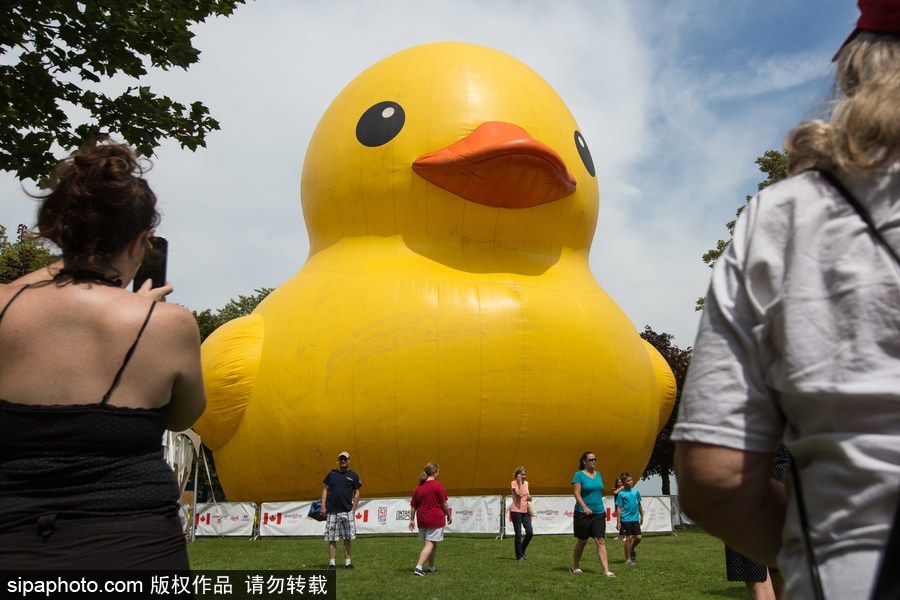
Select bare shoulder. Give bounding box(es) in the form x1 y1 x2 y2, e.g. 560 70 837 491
149 302 200 340
151 301 197 323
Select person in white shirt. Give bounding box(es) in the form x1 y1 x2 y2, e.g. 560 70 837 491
672 2 900 598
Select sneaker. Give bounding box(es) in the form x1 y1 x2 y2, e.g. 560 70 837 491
569 568 583 574
521 554 528 560
625 560 636 565
413 567 426 577
345 563 354 569
516 557 525 561
604 571 616 578
630 550 636 560
327 564 335 570
428 567 437 573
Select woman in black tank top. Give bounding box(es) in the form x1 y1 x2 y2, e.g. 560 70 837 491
0 137 206 569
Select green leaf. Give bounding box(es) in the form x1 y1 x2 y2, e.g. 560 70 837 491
698 150 787 275
0 223 56 283
1 1 249 182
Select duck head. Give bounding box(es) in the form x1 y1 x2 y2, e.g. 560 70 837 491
300 42 599 272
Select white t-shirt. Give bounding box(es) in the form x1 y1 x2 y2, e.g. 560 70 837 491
672 167 900 600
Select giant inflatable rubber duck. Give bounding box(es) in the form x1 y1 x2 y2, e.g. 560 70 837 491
195 42 676 502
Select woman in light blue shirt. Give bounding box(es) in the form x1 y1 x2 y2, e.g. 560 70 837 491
570 451 614 577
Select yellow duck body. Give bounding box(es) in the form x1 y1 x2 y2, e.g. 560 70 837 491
195 42 676 502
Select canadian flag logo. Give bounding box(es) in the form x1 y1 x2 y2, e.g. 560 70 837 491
263 512 282 525
196 513 210 525
355 510 369 523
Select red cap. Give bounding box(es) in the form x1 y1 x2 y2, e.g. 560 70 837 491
834 0 900 61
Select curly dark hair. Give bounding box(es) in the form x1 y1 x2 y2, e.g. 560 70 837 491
33 136 160 273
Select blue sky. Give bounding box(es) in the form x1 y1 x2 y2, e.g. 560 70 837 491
1 0 859 349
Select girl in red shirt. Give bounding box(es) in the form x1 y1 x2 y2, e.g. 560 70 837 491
409 462 452 576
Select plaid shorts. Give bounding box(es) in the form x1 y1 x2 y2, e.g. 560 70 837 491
324 511 356 541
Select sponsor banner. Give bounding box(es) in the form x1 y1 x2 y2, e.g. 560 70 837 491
355 496 501 535
260 499 406 536
356 497 410 535
259 501 324 537
260 496 504 537
194 502 256 537
445 496 502 534
516 495 572 535
509 495 673 535
643 496 673 533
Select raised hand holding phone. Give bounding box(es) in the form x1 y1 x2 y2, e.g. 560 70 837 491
133 236 170 299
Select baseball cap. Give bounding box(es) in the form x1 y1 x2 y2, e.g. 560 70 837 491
338 451 350 460
834 0 900 61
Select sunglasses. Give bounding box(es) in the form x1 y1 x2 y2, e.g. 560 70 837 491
586 458 597 462
338 457 349 461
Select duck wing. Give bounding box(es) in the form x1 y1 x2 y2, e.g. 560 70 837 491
642 339 677 433
193 314 264 450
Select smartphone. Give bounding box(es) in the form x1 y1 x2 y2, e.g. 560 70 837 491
132 236 168 292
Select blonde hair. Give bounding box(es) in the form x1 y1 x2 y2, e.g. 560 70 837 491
418 462 439 485
785 32 900 175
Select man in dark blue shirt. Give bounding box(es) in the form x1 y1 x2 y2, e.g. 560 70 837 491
321 451 362 569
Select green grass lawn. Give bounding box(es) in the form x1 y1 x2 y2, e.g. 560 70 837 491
188 527 750 599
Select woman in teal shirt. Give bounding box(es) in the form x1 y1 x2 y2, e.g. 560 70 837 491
570 451 615 576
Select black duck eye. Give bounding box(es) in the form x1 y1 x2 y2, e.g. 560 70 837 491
356 101 406 147
574 130 595 177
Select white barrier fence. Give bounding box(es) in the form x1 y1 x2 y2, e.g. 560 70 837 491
258 496 503 537
186 495 677 538
193 502 256 537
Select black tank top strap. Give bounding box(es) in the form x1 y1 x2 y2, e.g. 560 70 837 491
102 302 157 404
0 284 31 325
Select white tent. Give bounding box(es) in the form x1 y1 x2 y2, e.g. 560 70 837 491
163 428 202 542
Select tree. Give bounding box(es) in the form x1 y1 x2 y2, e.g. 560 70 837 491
640 326 692 495
695 149 787 310
193 287 273 342
0 224 55 283
2 1 246 184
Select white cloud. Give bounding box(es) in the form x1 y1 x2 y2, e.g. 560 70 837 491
706 51 833 101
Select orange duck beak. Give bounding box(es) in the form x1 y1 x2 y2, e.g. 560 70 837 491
412 121 576 209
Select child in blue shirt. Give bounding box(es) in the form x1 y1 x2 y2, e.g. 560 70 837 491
615 472 643 565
